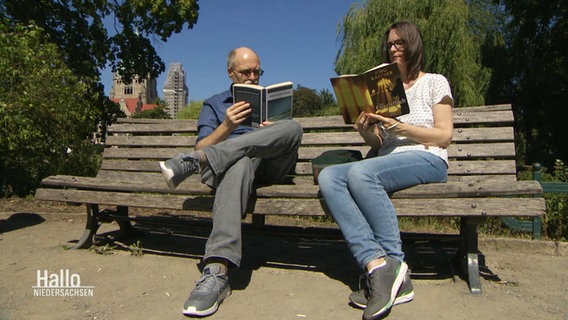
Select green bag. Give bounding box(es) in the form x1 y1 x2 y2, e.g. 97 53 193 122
311 149 363 184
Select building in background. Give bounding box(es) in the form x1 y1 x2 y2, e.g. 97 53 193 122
110 73 158 116
163 63 189 119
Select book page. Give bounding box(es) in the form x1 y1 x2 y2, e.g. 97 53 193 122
266 82 293 121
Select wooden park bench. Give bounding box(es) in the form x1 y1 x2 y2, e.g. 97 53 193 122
35 103 545 294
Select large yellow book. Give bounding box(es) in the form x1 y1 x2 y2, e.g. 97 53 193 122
330 62 409 124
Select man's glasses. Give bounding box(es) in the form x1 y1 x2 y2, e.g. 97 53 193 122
236 68 264 77
383 39 406 51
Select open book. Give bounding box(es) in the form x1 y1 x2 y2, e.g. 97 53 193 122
330 62 409 124
233 81 294 127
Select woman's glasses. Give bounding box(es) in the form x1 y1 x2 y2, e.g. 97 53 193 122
383 39 406 51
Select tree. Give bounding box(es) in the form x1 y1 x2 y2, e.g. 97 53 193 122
489 0 568 168
2 0 199 84
319 88 336 107
0 23 102 195
293 86 324 117
1 0 199 149
335 0 496 107
177 100 204 120
131 106 170 119
0 0 199 195
130 97 170 119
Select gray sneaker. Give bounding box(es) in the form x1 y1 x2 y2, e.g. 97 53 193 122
349 269 414 309
159 153 200 190
182 264 231 317
362 256 408 320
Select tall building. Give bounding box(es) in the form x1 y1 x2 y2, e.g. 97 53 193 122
163 63 189 119
110 73 158 116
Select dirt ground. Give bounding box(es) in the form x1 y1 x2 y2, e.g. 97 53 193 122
1 197 567 320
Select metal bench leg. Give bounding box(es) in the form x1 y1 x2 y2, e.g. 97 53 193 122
72 204 101 249
252 214 265 228
115 205 137 236
460 217 484 294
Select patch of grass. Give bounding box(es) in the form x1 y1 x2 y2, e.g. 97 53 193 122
128 240 144 256
90 243 116 255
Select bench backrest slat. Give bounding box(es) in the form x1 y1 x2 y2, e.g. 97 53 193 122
102 104 518 183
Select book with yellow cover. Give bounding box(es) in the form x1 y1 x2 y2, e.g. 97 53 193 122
330 62 409 124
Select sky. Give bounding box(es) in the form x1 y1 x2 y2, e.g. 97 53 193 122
101 0 362 102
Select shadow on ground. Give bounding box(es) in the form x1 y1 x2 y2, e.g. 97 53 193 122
0 212 46 234
66 213 494 293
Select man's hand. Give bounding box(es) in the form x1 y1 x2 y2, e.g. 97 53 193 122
196 101 252 149
259 120 273 127
224 101 252 129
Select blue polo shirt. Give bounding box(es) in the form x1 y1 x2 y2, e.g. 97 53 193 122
196 86 254 144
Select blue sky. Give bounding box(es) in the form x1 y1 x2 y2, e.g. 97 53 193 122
101 0 362 102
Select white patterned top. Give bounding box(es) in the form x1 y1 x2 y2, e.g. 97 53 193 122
378 73 453 164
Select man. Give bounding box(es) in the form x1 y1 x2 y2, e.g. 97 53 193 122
159 47 303 317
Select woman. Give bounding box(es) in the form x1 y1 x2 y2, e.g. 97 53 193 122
318 21 453 320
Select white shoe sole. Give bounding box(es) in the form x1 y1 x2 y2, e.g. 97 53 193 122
181 287 231 316
182 302 219 317
159 161 176 190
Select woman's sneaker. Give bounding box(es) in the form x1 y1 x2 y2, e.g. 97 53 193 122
362 256 408 320
349 268 414 309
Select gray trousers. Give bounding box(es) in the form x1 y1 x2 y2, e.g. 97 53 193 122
199 119 303 267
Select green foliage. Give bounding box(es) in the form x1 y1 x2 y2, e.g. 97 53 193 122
177 100 204 119
319 88 336 107
517 160 568 241
2 0 199 83
293 85 324 117
335 0 495 107
538 160 568 241
0 23 102 195
131 106 170 119
317 88 340 117
0 0 198 196
488 0 568 169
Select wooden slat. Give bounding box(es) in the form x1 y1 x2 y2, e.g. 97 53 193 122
40 173 542 199
35 188 544 217
108 121 198 134
100 158 518 176
300 127 513 145
96 169 520 185
105 135 197 147
107 104 513 135
447 160 517 175
447 142 516 159
105 126 513 148
100 142 517 161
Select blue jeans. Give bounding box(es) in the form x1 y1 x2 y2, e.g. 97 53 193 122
318 150 447 270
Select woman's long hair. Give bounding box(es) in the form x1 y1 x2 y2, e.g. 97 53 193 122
382 21 424 81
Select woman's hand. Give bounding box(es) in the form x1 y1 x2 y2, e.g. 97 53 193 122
362 96 454 149
364 112 398 128
354 112 385 150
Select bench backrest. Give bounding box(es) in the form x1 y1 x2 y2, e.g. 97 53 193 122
102 104 518 185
